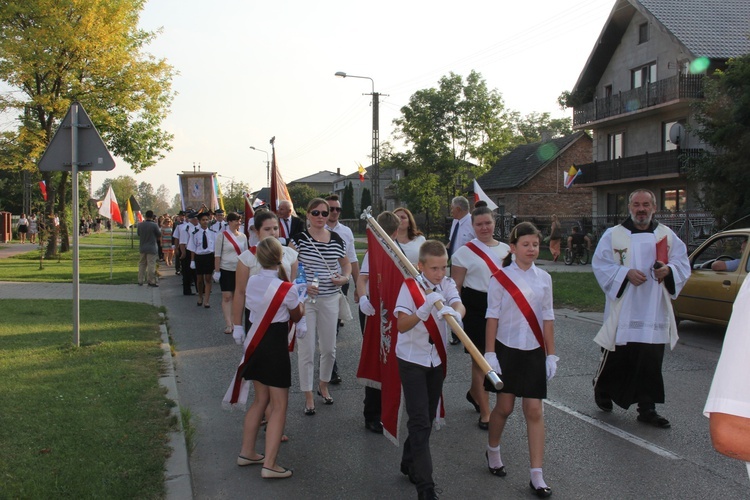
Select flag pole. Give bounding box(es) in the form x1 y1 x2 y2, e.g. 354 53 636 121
360 207 503 390
110 218 114 280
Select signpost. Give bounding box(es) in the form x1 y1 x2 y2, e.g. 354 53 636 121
39 102 116 346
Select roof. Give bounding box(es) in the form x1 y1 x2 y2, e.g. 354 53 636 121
289 170 345 184
477 132 588 190
574 0 750 92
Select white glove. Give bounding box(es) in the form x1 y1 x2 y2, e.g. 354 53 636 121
359 296 376 316
295 317 308 340
189 261 196 270
213 271 221 282
438 305 462 328
546 355 560 381
416 292 443 321
484 352 501 375
232 325 245 345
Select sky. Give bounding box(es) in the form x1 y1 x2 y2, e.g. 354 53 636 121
90 0 615 201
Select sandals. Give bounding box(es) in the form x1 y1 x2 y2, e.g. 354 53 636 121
224 326 233 335
317 389 334 405
304 406 316 416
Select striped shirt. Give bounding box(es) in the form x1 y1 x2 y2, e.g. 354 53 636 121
291 230 346 296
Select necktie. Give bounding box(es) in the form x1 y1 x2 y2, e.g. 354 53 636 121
448 222 459 257
285 219 290 237
202 231 208 249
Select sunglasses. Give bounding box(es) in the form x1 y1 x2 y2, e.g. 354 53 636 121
329 206 342 212
310 210 329 217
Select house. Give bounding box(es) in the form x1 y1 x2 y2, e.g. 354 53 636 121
570 0 750 217
476 132 593 219
287 170 346 196
332 164 403 215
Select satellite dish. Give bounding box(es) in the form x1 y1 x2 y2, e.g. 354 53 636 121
669 123 684 145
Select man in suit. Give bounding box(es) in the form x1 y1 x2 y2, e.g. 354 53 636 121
447 195 475 345
277 200 304 245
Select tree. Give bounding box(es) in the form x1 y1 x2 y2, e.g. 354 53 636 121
342 182 355 219
95 176 138 219
0 1 175 256
508 112 573 144
137 182 156 213
690 54 750 225
392 71 514 216
288 184 321 215
220 180 251 214
153 184 171 215
360 187 372 215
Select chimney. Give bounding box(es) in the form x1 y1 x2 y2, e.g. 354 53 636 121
337 168 340 175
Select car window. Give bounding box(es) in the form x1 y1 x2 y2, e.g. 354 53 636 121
692 236 747 270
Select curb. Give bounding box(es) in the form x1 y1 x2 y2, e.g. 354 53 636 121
158 315 194 500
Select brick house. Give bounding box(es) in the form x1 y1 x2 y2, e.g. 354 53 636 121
570 0 750 217
476 132 593 218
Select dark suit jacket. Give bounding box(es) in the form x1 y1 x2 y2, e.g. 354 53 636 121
280 216 305 240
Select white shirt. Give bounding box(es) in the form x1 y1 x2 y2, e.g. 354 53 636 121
246 269 300 324
238 246 298 280
179 222 197 246
451 238 510 292
397 235 426 266
210 220 227 233
327 221 357 264
448 213 475 255
187 227 217 255
214 230 248 271
486 262 554 351
394 275 461 368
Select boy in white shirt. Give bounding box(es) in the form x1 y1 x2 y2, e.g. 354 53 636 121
394 240 465 500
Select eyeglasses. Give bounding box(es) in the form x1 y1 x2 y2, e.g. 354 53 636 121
329 206 342 212
310 210 329 217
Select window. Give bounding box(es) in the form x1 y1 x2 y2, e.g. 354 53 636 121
607 192 627 216
662 188 686 212
691 236 747 270
608 133 623 160
638 23 649 44
604 84 613 98
632 63 657 89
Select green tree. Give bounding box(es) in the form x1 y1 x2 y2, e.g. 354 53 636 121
0 0 175 256
508 111 573 144
95 176 138 218
360 187 372 214
153 184 171 215
288 184 321 215
220 180 250 213
392 70 514 216
137 182 156 213
342 182 355 219
690 54 750 225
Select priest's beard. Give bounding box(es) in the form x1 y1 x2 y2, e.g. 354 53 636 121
630 209 653 229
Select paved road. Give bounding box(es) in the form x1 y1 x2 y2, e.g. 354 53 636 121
2 246 746 499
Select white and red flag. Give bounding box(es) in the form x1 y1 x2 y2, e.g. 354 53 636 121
99 185 122 224
242 191 254 237
269 140 292 213
472 179 498 210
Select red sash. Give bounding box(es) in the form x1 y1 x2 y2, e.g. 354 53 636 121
227 281 293 404
405 278 447 375
223 230 243 255
249 245 257 255
465 241 502 275
490 268 546 354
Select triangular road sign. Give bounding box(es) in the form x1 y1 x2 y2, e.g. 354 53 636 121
38 102 116 172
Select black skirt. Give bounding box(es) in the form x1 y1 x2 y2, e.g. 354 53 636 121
219 270 236 292
194 253 214 274
461 287 488 354
241 322 291 388
485 340 546 399
18 224 28 234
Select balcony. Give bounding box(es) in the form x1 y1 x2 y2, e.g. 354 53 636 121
573 74 704 128
575 149 703 185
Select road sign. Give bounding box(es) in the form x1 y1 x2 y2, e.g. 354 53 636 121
38 102 116 172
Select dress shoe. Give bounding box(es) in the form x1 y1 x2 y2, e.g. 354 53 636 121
418 488 439 500
485 451 506 477
637 410 671 428
466 391 480 413
449 335 460 345
529 481 552 498
329 373 342 384
261 466 293 479
478 417 489 430
594 391 613 412
148 283 159 287
400 462 417 484
237 454 264 466
365 420 383 434
317 389 334 405
304 406 316 416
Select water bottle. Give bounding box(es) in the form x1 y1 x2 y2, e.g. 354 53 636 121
310 271 320 304
295 263 308 302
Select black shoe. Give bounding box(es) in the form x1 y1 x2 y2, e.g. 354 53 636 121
594 392 613 412
529 481 552 498
365 421 383 434
637 410 671 428
183 292 196 296
148 283 159 287
418 488 439 500
466 391 480 413
449 335 460 345
478 417 489 430
400 462 417 484
317 390 334 405
329 373 342 385
485 451 506 477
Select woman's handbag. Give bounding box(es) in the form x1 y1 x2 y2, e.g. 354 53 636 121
338 291 353 321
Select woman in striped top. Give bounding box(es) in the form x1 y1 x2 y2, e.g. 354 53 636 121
290 198 351 415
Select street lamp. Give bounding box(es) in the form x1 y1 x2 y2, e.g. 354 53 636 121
335 71 380 213
249 146 270 188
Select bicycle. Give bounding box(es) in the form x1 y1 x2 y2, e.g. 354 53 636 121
564 244 590 265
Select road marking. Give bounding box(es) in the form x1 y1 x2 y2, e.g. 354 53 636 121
544 399 682 460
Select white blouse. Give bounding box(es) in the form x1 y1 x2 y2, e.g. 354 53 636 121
214 230 248 271
451 238 510 292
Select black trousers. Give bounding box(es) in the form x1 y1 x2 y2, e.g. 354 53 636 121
399 358 444 494
360 309 381 423
180 252 194 294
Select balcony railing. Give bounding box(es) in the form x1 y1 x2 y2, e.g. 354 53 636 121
573 74 704 127
575 149 703 185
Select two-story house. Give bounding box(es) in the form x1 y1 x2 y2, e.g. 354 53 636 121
571 0 750 220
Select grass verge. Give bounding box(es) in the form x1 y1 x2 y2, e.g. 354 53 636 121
0 299 173 499
549 271 605 312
